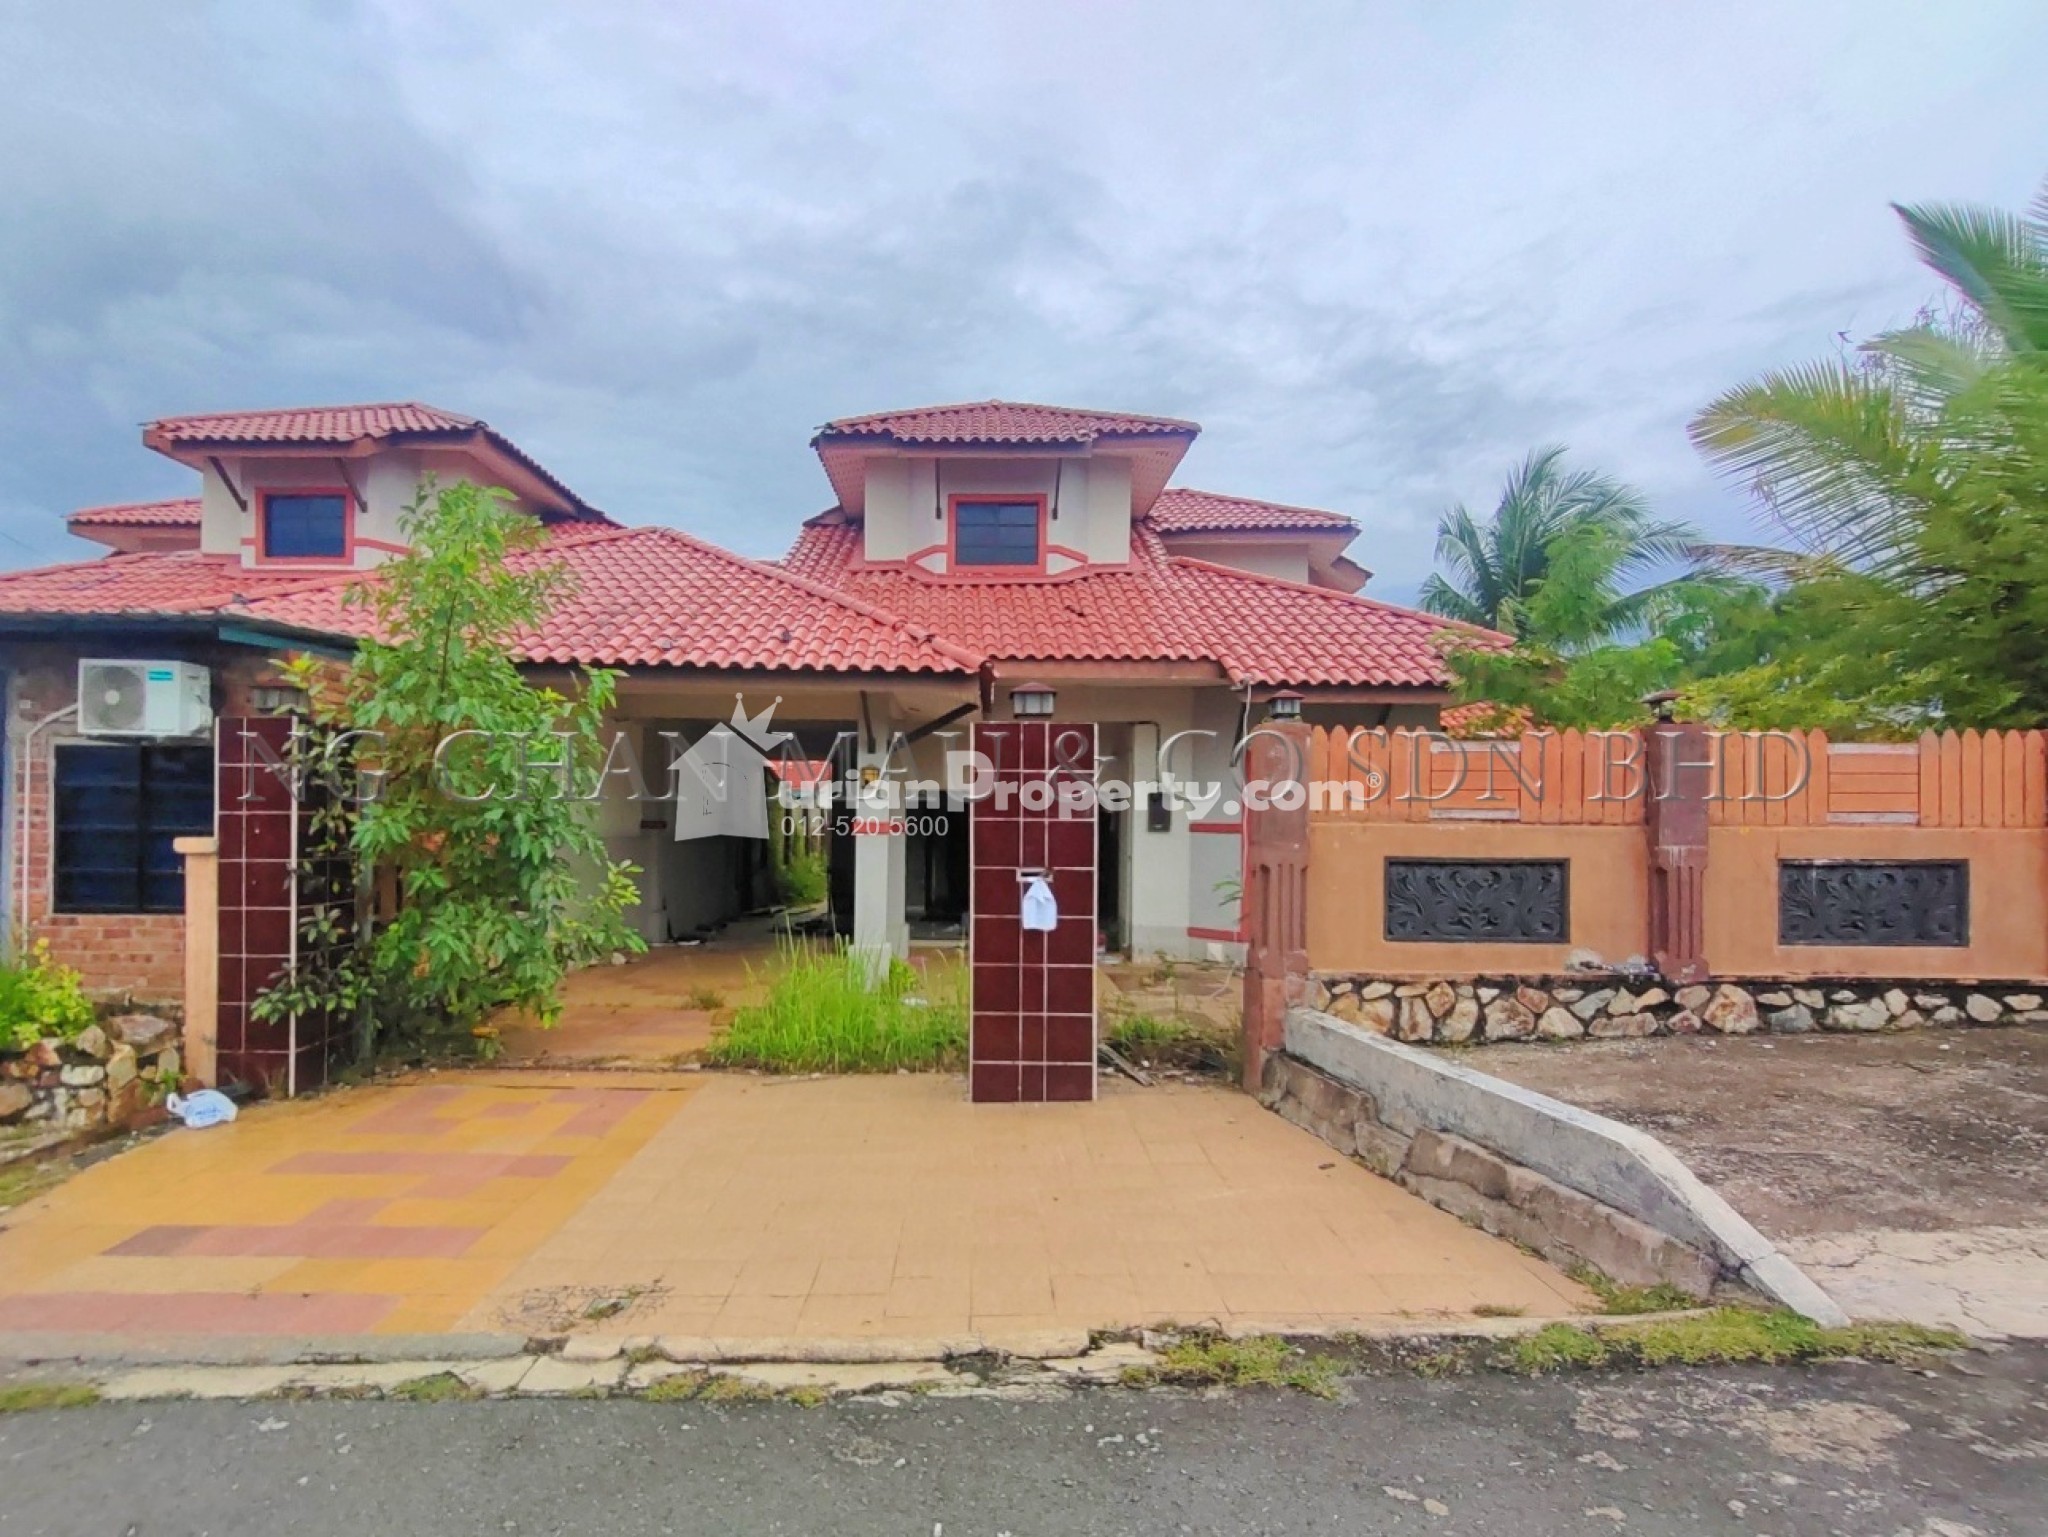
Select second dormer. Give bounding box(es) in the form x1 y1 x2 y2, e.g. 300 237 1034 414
106 403 603 568
810 401 1199 576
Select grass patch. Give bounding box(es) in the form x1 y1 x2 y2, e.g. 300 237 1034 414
683 987 725 1012
704 940 965 1074
1102 1013 1236 1074
1569 1267 1703 1316
1471 1303 1527 1319
695 1374 777 1404
0 1382 99 1411
0 1157 70 1213
1123 1332 1342 1399
1499 1308 1967 1374
784 1385 830 1408
388 1372 479 1403
639 1369 710 1401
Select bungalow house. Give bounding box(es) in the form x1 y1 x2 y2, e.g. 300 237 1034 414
0 399 1476 1041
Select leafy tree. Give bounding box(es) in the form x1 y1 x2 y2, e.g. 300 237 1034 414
1420 446 1703 640
1688 178 2048 731
261 480 643 1058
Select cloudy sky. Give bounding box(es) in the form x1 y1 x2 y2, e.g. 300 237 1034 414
3 1 2044 600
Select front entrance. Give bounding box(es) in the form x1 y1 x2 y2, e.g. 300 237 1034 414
968 721 1098 1102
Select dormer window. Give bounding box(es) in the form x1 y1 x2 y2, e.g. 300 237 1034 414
950 495 1044 570
259 490 351 562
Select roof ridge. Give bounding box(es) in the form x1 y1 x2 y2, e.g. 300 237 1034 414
625 526 987 670
150 400 471 425
817 399 1201 435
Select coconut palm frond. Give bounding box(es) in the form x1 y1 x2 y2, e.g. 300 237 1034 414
1894 199 2048 355
1688 358 1939 573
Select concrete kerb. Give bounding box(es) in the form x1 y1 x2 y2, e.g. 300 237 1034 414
1282 1007 1850 1326
8 1313 1758 1404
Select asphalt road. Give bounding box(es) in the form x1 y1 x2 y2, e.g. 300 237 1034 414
1 1349 2041 1536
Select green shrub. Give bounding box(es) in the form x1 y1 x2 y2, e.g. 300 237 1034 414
705 940 965 1073
1104 1012 1236 1074
0 942 96 1053
775 847 828 908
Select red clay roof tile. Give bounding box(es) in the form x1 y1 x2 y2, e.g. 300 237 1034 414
1147 487 1357 535
66 498 203 528
231 526 981 675
813 400 1198 446
782 519 1493 688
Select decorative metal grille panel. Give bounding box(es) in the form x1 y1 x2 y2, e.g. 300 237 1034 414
1777 860 1969 947
1385 859 1569 943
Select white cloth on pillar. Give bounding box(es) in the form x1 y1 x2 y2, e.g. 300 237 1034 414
1021 875 1059 932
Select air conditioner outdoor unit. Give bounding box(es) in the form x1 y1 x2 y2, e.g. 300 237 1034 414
77 660 213 738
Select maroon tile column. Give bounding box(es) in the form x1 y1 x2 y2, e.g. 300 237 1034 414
1646 724 1712 985
969 721 1097 1103
215 718 357 1096
1240 721 1310 1092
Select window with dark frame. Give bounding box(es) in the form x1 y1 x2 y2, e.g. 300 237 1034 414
953 499 1041 568
52 744 214 914
260 491 349 560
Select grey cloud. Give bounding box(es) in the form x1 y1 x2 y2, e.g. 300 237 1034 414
1 0 2044 591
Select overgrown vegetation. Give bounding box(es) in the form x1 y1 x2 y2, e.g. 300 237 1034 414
0 1382 99 1412
388 1372 480 1403
704 939 966 1073
1120 1332 1342 1399
254 479 645 1061
0 1154 70 1213
1102 1012 1235 1074
1500 1309 1966 1374
774 846 828 908
0 942 96 1052
1569 1267 1703 1316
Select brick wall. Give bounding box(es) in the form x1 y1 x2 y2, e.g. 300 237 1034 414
3 643 281 1005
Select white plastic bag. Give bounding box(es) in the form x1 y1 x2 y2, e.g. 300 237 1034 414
1021 875 1060 932
165 1089 239 1129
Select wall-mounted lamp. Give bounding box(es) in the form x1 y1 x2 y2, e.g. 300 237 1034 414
1640 689 1680 724
1265 690 1304 723
1009 682 1056 719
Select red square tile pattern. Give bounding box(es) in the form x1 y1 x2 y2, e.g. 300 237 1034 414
969 722 1097 1103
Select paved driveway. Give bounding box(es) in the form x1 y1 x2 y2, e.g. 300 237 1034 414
1480 1026 2048 1338
0 1073 1590 1354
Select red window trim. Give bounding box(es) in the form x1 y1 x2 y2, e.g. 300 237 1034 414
253 486 356 566
947 492 1049 575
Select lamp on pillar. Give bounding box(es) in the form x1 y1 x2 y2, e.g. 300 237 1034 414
1265 690 1303 724
1009 681 1056 719
1641 688 1680 724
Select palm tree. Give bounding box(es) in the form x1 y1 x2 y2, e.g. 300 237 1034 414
1689 182 2048 573
1419 446 1703 642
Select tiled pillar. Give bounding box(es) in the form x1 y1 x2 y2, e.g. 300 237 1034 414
174 835 219 1087
1645 725 1712 984
1240 721 1310 1092
969 721 1098 1103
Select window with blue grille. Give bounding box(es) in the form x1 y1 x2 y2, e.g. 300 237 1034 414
260 492 349 559
953 500 1041 568
53 744 213 913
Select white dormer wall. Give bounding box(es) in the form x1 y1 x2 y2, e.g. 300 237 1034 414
197 447 550 568
859 454 1134 572
1158 538 1313 584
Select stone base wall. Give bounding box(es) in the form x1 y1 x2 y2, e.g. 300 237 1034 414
0 1013 182 1134
1308 972 2047 1046
1260 1053 1720 1297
